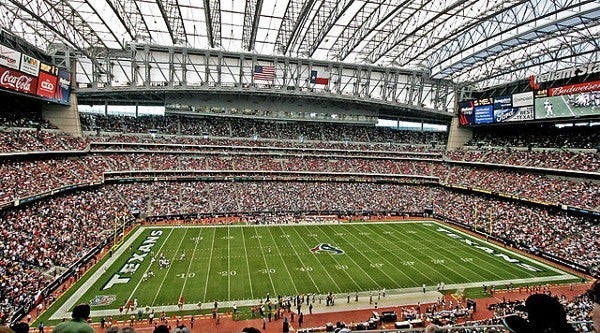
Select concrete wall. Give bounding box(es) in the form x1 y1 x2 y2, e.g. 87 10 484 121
446 116 473 150
42 93 82 137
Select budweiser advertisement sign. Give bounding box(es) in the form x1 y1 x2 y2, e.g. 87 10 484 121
549 80 600 96
0 66 38 95
0 45 21 70
36 71 58 99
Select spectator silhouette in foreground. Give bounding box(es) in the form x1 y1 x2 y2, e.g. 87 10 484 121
501 314 531 333
587 280 600 333
52 304 94 333
9 323 28 333
525 294 576 333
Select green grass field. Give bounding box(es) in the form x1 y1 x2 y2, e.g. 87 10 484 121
535 94 600 119
46 221 575 322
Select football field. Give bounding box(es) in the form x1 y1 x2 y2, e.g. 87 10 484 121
50 221 575 320
535 93 600 119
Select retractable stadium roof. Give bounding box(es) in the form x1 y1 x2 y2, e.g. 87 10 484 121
1 0 598 89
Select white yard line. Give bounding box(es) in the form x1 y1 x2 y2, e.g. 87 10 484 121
179 228 203 301
274 226 321 293
50 227 146 320
561 95 576 116
314 224 381 289
250 226 278 297
151 228 188 305
50 222 577 321
431 221 574 278
227 227 231 300
264 225 299 295
287 226 343 292
239 226 255 299
202 227 217 301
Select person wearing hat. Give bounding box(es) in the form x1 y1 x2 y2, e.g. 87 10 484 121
587 280 600 333
525 294 576 333
52 304 94 333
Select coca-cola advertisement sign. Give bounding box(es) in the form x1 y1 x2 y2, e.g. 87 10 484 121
36 71 58 99
0 66 38 95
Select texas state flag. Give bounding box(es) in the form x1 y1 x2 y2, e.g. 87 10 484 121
310 70 329 85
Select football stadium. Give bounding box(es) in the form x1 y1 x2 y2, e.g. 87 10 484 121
0 0 599 332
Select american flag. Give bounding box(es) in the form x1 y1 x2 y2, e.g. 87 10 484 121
253 65 275 81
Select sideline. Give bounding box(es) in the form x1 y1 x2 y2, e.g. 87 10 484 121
49 221 577 320
50 228 146 320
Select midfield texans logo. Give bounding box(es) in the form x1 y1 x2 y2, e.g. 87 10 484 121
310 243 345 255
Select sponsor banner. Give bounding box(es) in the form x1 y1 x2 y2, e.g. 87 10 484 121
36 71 58 99
55 68 71 104
512 91 534 107
0 66 38 94
0 45 21 70
458 101 474 125
474 105 494 124
20 54 40 77
40 62 59 76
473 98 492 107
533 62 600 84
493 95 512 111
496 105 534 123
494 106 534 123
549 80 600 96
535 88 600 120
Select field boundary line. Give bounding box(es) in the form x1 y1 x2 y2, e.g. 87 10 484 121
264 226 299 295
432 221 575 279
50 227 146 320
127 228 175 307
343 223 418 287
404 224 501 281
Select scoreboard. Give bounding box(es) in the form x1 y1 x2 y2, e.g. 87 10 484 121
0 44 71 105
458 78 600 125
459 92 534 125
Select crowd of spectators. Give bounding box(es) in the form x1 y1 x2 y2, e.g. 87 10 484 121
445 148 599 172
468 125 600 149
0 151 597 212
442 165 599 211
0 130 88 153
0 112 598 326
0 187 129 322
80 114 447 145
0 108 56 130
473 291 595 332
430 188 599 270
0 179 597 323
